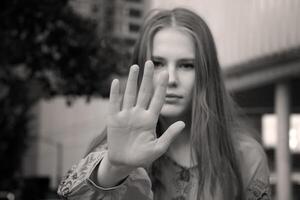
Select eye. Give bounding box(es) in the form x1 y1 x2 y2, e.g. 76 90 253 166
178 63 194 69
153 60 165 69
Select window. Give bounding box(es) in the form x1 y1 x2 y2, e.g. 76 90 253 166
129 8 142 18
129 23 140 32
105 7 114 16
125 38 136 46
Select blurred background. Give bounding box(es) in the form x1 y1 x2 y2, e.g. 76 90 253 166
0 0 300 199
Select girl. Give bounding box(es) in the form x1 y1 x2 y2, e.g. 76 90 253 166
58 8 270 200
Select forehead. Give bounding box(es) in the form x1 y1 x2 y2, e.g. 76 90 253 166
152 27 195 59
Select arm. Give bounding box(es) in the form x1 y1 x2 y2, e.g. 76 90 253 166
58 61 185 199
245 155 271 200
57 142 153 200
239 136 271 200
98 61 184 186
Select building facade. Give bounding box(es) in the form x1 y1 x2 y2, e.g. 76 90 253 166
71 0 149 49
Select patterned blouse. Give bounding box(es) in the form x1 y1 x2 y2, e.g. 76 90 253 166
57 134 271 200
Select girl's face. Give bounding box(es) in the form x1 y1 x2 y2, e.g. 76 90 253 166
152 27 195 118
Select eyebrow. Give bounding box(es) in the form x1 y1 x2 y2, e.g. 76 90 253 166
178 58 195 63
151 56 164 61
151 56 195 63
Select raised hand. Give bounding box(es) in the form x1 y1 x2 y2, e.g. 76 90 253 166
107 61 185 168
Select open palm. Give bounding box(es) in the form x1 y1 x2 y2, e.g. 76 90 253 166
107 61 185 168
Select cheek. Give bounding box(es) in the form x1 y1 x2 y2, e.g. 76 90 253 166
186 77 195 103
184 74 195 92
187 84 194 102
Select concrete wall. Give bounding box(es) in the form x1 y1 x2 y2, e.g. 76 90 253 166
23 97 109 188
149 0 300 67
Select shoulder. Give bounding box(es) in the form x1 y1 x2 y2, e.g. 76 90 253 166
236 134 267 169
236 134 269 186
235 134 271 199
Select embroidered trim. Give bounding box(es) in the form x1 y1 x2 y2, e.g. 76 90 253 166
57 152 103 197
247 179 271 200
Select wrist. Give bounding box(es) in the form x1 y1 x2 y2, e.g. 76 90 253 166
97 154 134 187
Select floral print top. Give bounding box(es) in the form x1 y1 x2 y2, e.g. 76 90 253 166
57 134 271 200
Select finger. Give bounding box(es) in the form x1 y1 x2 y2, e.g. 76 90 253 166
148 71 168 115
108 79 121 115
123 65 139 109
136 60 154 109
154 121 185 154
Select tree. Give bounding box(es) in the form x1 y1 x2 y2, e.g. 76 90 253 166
0 0 127 195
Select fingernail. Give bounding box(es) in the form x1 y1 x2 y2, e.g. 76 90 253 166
145 61 154 69
146 60 153 65
131 65 139 72
178 121 185 127
112 79 119 84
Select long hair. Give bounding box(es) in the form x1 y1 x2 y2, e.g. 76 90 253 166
131 8 244 200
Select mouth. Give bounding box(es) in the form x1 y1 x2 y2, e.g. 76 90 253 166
165 94 182 103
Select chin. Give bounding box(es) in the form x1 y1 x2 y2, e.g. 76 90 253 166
160 105 186 118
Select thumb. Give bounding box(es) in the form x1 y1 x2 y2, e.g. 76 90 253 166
154 121 185 154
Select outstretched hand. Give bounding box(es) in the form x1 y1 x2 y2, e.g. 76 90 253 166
107 60 185 168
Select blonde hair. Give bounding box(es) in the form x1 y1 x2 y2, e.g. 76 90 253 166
131 8 244 200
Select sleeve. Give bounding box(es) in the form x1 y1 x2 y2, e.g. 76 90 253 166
243 143 271 200
57 138 153 200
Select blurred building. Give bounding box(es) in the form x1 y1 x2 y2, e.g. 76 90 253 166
22 98 110 189
150 0 300 67
70 0 150 49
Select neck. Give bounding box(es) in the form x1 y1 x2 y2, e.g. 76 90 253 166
159 113 191 132
158 115 193 167
159 114 192 145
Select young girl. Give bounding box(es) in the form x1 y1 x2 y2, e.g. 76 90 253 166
57 8 270 200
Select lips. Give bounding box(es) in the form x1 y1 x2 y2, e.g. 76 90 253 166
165 93 182 103
166 94 182 98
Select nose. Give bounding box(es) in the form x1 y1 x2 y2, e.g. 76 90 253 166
167 64 178 87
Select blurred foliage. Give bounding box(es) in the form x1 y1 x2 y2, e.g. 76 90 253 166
0 0 128 193
0 0 126 98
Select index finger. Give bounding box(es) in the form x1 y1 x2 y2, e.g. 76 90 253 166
136 61 154 108
148 71 168 115
122 65 139 109
108 79 121 115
